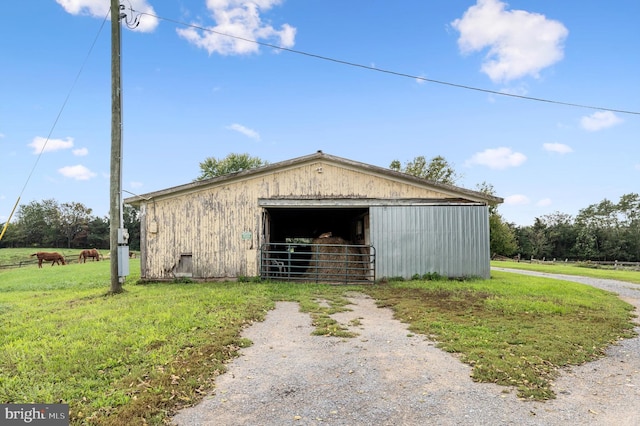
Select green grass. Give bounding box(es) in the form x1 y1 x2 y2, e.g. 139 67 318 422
0 247 90 265
491 259 640 284
367 271 637 400
0 247 138 269
0 251 637 425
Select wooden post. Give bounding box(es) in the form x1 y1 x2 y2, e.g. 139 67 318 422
110 0 123 293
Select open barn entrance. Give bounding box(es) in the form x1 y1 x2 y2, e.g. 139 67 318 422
264 207 369 244
260 207 374 283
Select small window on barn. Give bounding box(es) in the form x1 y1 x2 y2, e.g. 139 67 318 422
174 253 193 278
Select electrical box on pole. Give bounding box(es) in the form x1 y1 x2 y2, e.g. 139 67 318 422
117 228 129 278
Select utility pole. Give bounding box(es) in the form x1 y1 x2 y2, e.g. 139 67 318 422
110 0 129 293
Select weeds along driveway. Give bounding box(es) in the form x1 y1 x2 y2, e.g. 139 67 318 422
172 276 640 426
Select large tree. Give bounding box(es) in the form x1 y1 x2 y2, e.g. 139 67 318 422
59 202 93 248
13 199 62 246
538 212 577 260
86 216 110 249
389 155 461 185
616 193 640 261
533 218 556 258
196 153 268 181
0 222 19 248
513 226 536 259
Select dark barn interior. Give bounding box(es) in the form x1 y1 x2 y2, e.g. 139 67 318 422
261 207 371 282
265 207 368 243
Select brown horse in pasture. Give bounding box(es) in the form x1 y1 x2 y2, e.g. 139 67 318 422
31 252 66 268
79 249 100 263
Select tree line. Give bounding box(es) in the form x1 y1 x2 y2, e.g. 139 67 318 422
0 199 140 251
512 193 640 262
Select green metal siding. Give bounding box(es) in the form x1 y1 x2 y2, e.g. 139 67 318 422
370 205 490 279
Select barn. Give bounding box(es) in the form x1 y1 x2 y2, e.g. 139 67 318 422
124 151 502 282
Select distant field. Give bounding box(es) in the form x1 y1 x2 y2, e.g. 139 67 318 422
0 247 136 268
491 259 640 285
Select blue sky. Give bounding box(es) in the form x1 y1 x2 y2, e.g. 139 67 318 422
1 0 638 227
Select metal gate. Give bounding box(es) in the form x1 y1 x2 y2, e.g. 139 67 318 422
260 242 375 284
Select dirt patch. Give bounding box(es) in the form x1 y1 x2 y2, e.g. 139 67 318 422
376 287 492 312
172 284 640 425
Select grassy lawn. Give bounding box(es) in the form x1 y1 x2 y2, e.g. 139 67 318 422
368 271 637 400
0 249 637 425
491 259 640 284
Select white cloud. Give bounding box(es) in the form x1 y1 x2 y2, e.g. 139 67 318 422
227 123 261 141
58 165 97 180
130 181 143 189
543 142 572 154
634 164 640 171
505 194 530 205
55 0 158 32
28 136 73 154
176 0 296 55
451 0 568 82
73 147 89 156
580 111 623 132
537 198 552 206
465 147 526 169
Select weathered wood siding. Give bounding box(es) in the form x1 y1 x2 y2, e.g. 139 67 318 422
256 162 449 198
138 160 456 279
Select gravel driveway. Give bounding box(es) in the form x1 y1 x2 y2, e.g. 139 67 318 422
172 269 640 425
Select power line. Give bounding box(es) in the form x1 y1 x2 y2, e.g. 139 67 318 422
137 10 640 117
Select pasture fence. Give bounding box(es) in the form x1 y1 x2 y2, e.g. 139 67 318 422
493 255 640 271
0 255 76 270
0 252 112 270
